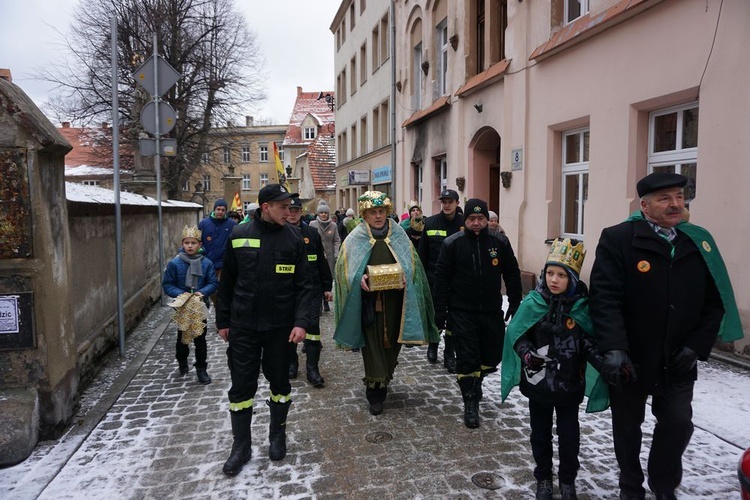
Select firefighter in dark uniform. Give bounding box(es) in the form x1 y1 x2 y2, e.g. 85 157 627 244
286 196 333 387
418 188 465 372
433 198 522 428
216 183 314 476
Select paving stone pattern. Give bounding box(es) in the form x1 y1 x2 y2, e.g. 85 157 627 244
2 305 743 499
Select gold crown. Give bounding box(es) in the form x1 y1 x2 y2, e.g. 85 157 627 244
546 238 586 275
358 191 392 217
182 225 202 240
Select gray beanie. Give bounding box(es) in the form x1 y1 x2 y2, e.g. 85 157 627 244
317 200 330 214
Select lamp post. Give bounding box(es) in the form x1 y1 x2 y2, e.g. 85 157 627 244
317 92 335 112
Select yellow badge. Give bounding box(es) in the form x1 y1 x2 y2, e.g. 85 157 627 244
276 264 295 274
304 237 310 244
206 236 212 241
566 318 576 330
702 241 712 252
637 260 651 273
492 258 499 266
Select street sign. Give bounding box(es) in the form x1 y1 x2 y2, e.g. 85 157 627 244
511 147 524 171
133 55 180 97
140 101 177 135
139 138 178 157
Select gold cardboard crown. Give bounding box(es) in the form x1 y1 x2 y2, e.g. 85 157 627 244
358 191 392 217
546 238 586 275
182 225 202 240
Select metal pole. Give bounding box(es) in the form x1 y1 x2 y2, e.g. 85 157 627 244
111 14 126 356
390 0 397 205
153 33 165 305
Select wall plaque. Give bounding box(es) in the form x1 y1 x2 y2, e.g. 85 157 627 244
0 292 35 350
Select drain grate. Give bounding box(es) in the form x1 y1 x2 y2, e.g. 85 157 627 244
471 472 504 490
365 431 393 444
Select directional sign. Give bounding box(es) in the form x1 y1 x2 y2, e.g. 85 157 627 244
133 55 180 97
140 101 177 135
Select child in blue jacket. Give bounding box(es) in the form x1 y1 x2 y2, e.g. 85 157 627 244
162 225 219 384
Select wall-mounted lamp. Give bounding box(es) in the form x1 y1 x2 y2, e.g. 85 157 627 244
474 103 483 113
500 171 512 189
456 176 466 192
421 61 430 75
285 165 292 177
449 34 459 51
316 91 335 112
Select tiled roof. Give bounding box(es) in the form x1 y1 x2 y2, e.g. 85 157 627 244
283 89 336 146
307 134 336 191
58 124 134 170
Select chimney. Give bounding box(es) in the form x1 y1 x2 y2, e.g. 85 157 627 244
245 115 254 127
0 68 11 82
62 122 71 128
297 86 303 96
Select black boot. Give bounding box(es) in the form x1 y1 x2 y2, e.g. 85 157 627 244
443 334 456 373
559 482 578 500
267 400 291 461
222 409 252 476
178 359 189 376
427 342 438 364
288 344 299 379
366 386 387 415
305 342 325 387
458 377 480 428
196 366 211 385
536 479 553 500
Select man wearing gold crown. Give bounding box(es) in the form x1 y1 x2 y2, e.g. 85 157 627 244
432 198 522 429
590 172 743 500
162 226 219 384
334 191 438 416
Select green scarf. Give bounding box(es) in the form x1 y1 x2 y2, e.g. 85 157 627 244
333 219 438 348
500 291 610 413
626 211 743 342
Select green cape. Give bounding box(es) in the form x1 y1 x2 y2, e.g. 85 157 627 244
626 212 743 342
333 219 439 349
500 291 610 413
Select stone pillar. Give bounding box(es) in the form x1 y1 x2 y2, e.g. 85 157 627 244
0 76 77 465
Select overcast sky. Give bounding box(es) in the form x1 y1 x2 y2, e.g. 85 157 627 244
0 0 340 125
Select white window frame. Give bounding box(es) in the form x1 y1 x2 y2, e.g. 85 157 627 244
565 0 589 24
439 158 448 192
243 201 253 213
260 173 269 188
201 152 210 164
259 144 269 162
648 103 699 203
242 174 251 190
437 19 448 96
223 147 231 163
561 127 589 239
304 127 316 140
278 146 284 162
183 179 190 191
418 164 424 202
82 180 100 186
202 174 211 192
413 42 423 109
241 146 250 162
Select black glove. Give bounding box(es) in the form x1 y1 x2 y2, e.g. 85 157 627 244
601 350 637 389
504 305 518 322
669 346 698 376
434 310 447 330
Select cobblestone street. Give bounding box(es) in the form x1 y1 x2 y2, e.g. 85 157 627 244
0 304 746 499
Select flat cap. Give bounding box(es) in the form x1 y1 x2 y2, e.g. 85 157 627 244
438 189 459 201
636 172 687 198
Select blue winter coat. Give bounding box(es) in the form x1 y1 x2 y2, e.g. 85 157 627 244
197 214 237 270
162 251 219 302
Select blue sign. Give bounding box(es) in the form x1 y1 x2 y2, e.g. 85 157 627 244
372 165 392 184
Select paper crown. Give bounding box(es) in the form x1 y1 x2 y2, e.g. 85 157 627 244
182 225 202 240
357 191 392 217
546 238 585 276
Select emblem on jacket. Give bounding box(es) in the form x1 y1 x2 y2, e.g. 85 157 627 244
702 241 712 252
566 318 576 329
304 237 310 244
489 248 498 258
637 260 651 272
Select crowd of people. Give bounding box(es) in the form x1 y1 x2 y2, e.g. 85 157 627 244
160 173 741 500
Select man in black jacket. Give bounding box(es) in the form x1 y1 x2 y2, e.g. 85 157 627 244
418 188 465 371
590 173 725 500
433 198 522 428
286 196 333 387
216 183 314 476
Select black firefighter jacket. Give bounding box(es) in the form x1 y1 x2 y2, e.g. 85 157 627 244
589 218 724 388
432 226 522 325
418 211 465 287
216 216 314 332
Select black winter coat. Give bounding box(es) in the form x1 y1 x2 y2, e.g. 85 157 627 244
515 284 602 405
299 221 333 293
418 211 464 286
432 226 522 325
216 216 314 332
589 218 724 388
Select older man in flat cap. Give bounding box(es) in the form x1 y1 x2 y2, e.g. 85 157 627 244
590 172 742 500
